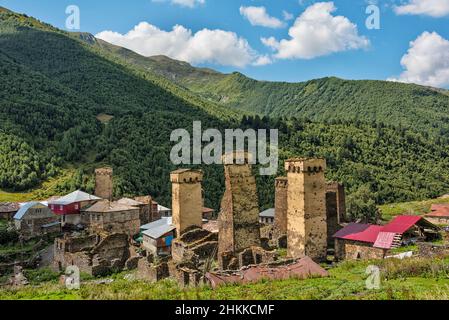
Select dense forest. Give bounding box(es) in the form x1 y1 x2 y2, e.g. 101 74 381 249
1 7 449 213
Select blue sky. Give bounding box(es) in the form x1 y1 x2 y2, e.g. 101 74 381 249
1 0 449 87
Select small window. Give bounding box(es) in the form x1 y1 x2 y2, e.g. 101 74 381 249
75 204 79 210
60 205 63 210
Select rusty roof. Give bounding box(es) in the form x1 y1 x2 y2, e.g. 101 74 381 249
205 256 329 289
426 204 449 218
0 202 20 213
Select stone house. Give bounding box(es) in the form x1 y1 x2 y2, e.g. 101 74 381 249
334 216 439 260
259 208 275 224
425 204 449 225
14 202 60 239
48 190 101 227
0 202 19 220
82 200 140 236
141 217 176 256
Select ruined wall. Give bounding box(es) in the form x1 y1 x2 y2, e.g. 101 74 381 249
335 239 386 261
53 233 130 276
285 158 327 262
274 177 288 234
171 169 203 235
95 167 113 201
218 153 261 262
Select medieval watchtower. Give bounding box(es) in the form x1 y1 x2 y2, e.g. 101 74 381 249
95 167 113 201
170 169 203 236
218 151 261 260
274 177 288 234
285 158 327 261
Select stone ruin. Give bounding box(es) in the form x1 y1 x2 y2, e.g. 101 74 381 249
218 152 277 270
53 232 138 276
95 167 113 201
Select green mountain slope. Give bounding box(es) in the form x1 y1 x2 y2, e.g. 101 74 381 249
100 43 449 135
1 6 449 211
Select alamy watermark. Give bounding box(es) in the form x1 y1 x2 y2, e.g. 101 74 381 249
365 265 381 290
65 5 80 30
170 121 278 176
64 265 80 290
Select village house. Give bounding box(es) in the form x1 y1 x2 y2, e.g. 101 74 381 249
141 217 176 256
425 204 449 226
48 190 101 227
14 202 60 239
82 200 140 236
0 202 20 220
259 208 275 224
134 196 163 222
333 215 439 260
202 207 215 220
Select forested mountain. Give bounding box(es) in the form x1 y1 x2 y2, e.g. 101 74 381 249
1 6 449 211
96 39 449 136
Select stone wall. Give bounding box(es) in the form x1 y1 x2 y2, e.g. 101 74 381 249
326 182 346 224
95 167 113 201
53 233 131 276
335 239 387 261
326 191 340 246
285 158 327 262
86 209 140 236
171 169 203 235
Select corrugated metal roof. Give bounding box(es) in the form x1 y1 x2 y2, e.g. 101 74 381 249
373 232 396 249
333 223 384 243
157 204 171 212
117 198 144 207
14 202 46 220
259 208 275 218
49 190 101 205
382 215 422 233
83 200 139 213
142 217 175 239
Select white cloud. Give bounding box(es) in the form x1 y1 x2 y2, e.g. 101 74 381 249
388 31 449 88
394 0 449 17
96 22 268 68
240 6 285 28
283 10 294 21
261 2 369 60
152 0 205 8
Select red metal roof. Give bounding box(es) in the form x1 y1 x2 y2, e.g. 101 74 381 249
373 232 396 249
333 223 384 243
381 215 422 233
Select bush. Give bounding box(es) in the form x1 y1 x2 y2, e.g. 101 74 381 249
0 227 19 245
23 268 60 285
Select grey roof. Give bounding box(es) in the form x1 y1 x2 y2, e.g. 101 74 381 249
49 190 101 205
142 217 175 239
157 204 171 212
259 208 275 218
42 221 61 228
14 202 46 220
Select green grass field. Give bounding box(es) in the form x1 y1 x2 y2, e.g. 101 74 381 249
379 196 449 221
2 255 449 300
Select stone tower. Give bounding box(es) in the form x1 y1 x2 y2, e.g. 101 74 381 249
170 169 203 236
274 177 288 234
218 152 261 260
95 167 113 201
285 158 327 261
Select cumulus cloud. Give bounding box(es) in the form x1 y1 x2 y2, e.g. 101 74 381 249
261 2 369 59
96 22 268 67
394 0 449 18
388 31 449 88
152 0 205 8
240 6 285 28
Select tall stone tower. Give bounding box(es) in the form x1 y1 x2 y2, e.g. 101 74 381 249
170 169 203 236
218 152 261 260
285 158 327 261
274 177 288 234
95 167 113 201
